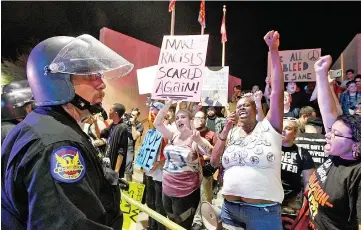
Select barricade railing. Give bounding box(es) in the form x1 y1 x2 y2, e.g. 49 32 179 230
121 193 186 230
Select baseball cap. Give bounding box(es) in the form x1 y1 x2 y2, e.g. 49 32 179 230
307 117 323 127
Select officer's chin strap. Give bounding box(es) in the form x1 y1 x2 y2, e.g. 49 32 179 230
71 94 104 115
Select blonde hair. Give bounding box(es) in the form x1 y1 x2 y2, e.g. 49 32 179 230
283 118 300 136
176 109 192 119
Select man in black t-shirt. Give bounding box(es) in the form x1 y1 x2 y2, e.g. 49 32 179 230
101 104 129 179
295 117 328 168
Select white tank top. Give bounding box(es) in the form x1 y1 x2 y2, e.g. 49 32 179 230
222 118 284 203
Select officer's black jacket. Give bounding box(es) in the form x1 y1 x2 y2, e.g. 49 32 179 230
1 106 122 229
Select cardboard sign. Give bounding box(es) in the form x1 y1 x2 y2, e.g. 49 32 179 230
137 65 158 95
120 182 146 230
152 35 209 102
201 66 229 106
136 129 163 171
267 48 321 82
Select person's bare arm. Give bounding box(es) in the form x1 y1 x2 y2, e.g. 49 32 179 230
265 31 284 133
131 125 141 141
154 99 174 140
328 79 343 116
114 155 124 173
314 56 338 133
264 76 271 100
210 112 237 167
310 86 318 102
253 91 265 121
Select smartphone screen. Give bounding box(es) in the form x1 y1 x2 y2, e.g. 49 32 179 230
330 69 342 79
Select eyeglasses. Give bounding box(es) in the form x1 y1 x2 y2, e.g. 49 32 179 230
87 73 104 81
329 130 355 141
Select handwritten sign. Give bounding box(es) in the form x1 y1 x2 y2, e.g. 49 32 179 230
152 35 209 102
120 182 145 230
267 48 321 82
201 66 229 106
136 129 163 171
137 65 158 95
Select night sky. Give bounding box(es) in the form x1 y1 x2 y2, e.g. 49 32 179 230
2 1 361 89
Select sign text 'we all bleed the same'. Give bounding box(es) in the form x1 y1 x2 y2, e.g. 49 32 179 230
153 35 209 102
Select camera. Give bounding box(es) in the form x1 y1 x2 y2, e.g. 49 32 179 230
123 112 132 126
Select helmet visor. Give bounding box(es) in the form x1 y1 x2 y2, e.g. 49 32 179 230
49 34 134 79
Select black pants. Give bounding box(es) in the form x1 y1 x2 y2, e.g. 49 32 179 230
162 188 200 230
145 175 166 230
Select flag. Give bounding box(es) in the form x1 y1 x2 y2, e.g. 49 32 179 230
198 0 206 28
221 13 227 43
169 0 176 12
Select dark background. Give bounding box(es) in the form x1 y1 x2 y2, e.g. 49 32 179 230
2 1 360 89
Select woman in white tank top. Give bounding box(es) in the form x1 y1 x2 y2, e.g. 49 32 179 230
211 30 285 230
153 99 213 229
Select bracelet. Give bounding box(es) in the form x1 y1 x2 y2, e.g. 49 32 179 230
218 135 227 141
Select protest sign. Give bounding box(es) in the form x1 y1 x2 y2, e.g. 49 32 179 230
152 35 209 102
201 66 229 106
120 182 146 230
137 65 158 95
267 48 321 82
136 129 163 171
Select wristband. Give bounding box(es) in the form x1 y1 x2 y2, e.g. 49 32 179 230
218 135 227 141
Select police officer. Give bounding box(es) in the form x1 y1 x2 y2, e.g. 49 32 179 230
1 80 34 143
1 34 134 229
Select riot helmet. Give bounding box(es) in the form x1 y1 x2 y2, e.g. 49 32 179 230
1 80 34 121
26 34 133 114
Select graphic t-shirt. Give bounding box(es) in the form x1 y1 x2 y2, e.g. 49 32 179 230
281 145 315 200
307 157 361 230
295 133 328 168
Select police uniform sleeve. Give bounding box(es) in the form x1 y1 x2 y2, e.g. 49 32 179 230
301 148 315 171
24 141 113 229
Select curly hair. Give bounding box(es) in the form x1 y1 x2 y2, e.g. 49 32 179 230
337 115 361 142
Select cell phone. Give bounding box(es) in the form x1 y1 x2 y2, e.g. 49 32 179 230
330 69 342 79
146 96 152 106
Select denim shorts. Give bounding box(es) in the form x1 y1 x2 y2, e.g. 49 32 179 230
221 199 282 230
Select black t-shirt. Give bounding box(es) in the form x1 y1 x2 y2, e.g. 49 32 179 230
281 145 315 200
284 108 300 118
295 133 328 168
102 123 129 178
291 91 311 111
126 121 144 153
307 156 361 230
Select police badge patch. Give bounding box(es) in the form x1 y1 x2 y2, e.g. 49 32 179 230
50 146 86 183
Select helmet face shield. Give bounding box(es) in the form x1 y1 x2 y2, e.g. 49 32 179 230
48 34 134 79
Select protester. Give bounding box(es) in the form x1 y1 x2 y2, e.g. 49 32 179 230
281 117 315 217
123 107 144 181
355 74 361 93
211 30 284 230
1 34 133 229
296 55 361 230
191 111 218 230
284 91 300 118
82 112 108 156
298 106 315 133
101 103 129 179
295 117 328 167
340 80 361 115
1 80 34 143
144 101 167 230
154 99 213 229
340 68 355 89
206 106 226 134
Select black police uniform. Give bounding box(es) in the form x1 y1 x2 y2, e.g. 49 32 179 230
1 121 18 144
1 106 122 229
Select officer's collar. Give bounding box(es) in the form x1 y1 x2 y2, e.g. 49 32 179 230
34 106 86 137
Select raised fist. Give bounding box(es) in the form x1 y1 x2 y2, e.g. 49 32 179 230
264 30 280 50
314 55 332 74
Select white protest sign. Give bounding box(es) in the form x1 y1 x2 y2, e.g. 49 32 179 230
152 35 209 102
201 66 229 106
267 48 321 82
137 65 158 95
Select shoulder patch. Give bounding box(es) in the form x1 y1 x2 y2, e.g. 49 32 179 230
50 146 86 183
